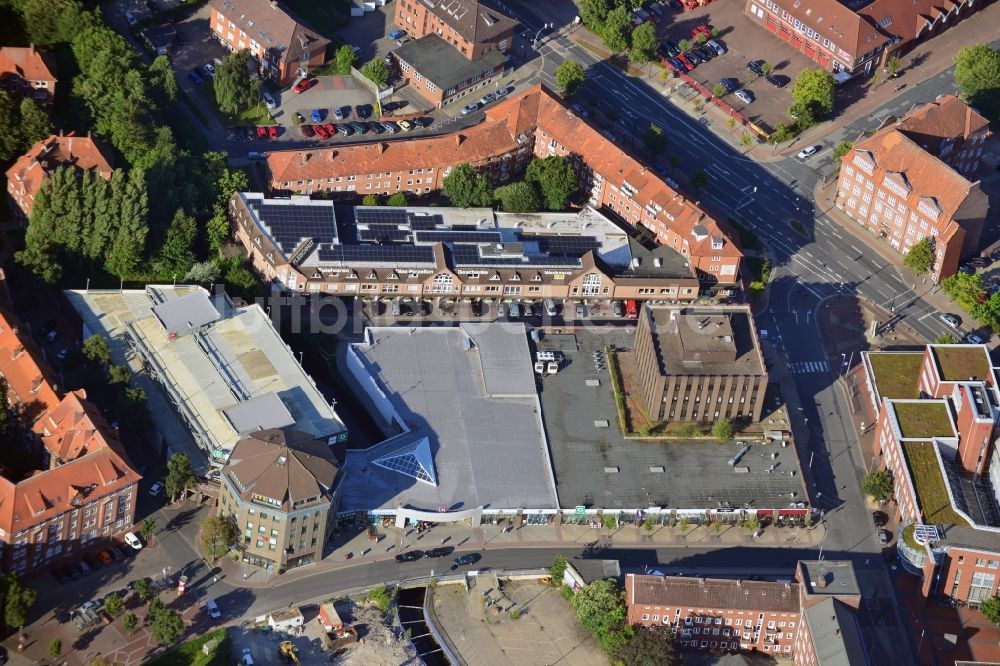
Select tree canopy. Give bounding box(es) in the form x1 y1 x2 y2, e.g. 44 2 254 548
214 49 261 116
386 192 408 207
494 181 541 213
153 209 197 279
643 124 666 154
0 91 22 163
617 625 680 666
982 597 1000 625
861 470 893 502
554 60 586 97
361 58 389 88
903 237 933 274
790 69 836 121
442 163 493 207
630 22 657 64
571 579 633 657
82 335 111 367
165 453 196 501
955 44 1000 120
201 515 239 563
150 606 184 645
18 98 52 148
711 419 733 442
334 44 358 75
601 5 631 53
579 0 611 31
526 156 577 211
2 573 37 628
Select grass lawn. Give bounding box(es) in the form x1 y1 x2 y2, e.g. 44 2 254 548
902 441 968 526
196 84 273 127
282 0 351 38
868 353 924 399
144 628 231 666
932 346 990 382
893 402 953 439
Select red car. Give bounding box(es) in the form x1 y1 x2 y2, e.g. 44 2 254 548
256 126 267 139
677 54 695 71
323 122 337 136
691 24 711 40
267 126 278 139
293 78 318 93
314 124 329 139
301 124 315 137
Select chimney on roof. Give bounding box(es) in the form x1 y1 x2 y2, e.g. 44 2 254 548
31 377 42 393
815 576 827 589
270 0 278 7
12 344 24 359
455 133 465 146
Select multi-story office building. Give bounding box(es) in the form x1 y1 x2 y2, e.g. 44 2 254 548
392 0 516 107
0 45 56 107
219 428 343 571
209 0 329 86
835 96 990 280
263 84 743 289
6 132 114 222
230 194 713 301
0 308 141 575
744 0 992 75
632 305 768 423
859 343 1000 603
626 560 866 663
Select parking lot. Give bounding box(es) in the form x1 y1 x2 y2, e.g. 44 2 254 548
653 0 819 132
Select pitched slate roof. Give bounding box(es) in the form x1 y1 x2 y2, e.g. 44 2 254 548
628 574 800 613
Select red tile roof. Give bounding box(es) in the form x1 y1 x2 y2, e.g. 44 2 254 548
5 133 114 217
0 309 60 420
0 46 56 84
767 0 889 62
894 95 991 150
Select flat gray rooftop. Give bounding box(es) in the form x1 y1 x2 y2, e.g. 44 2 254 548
340 323 558 512
538 328 805 510
648 307 765 377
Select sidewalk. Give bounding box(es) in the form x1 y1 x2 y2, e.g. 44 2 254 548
217 519 828 590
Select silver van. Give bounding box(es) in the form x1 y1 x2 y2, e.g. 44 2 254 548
391 299 402 317
509 303 521 318
544 299 557 317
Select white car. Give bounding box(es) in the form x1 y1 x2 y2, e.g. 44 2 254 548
124 532 143 550
81 599 104 612
495 85 514 98
262 91 276 110
939 313 961 329
735 89 754 104
242 648 255 665
461 102 480 115
796 145 821 159
149 481 164 497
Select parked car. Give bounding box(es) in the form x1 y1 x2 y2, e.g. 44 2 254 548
367 121 385 134
82 553 101 570
313 124 330 139
247 151 265 160
262 91 277 109
496 85 515 98
706 39 726 55
576 303 587 318
337 124 354 136
968 257 990 267
964 332 985 344
97 549 114 564
461 102 481 115
412 116 432 128
876 529 890 545
52 567 69 583
479 92 496 106
425 546 455 558
56 346 69 361
612 301 624 317
389 29 406 40
206 598 221 619
676 54 695 71
690 24 711 40
356 104 372 119
796 145 821 159
939 313 961 328
453 553 481 567
310 108 322 123
149 481 164 496
872 510 888 527
203 63 216 78
349 121 368 134
81 599 104 612
267 126 278 139
241 648 255 666
292 78 317 93
746 60 764 76
188 68 205 85
684 50 703 66
735 89 754 104
694 46 715 61
397 120 413 132
323 122 337 136
381 121 398 134
300 124 315 138
765 74 789 88
395 550 424 563
334 106 350 120
720 77 739 93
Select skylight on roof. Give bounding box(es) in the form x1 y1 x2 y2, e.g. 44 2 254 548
373 438 438 486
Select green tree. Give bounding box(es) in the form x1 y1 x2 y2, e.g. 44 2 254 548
49 638 61 659
0 91 22 163
712 82 727 98
362 194 380 206
571 579 633 656
104 170 149 279
554 60 586 97
185 261 221 284
678 38 690 53
18 97 51 149
601 5 631 53
630 22 657 64
148 598 166 617
82 335 111 367
148 55 178 104
791 69 836 120
155 209 197 278
770 123 795 144
578 0 611 31
903 237 933 274
334 44 358 75
3 573 37 628
761 62 773 77
935 333 959 344
223 257 258 301
361 58 389 88
711 419 733 441
617 625 680 666
108 364 132 386
116 386 149 430
150 606 183 645
200 514 239 564
122 611 138 635
206 212 231 253
386 192 408 207
642 124 666 154
134 577 153 602
885 56 901 78
972 291 1000 331
526 156 577 211
442 163 493 207
550 554 568 584
214 49 261 116
494 181 541 213
831 140 853 169
689 169 709 192
861 470 893 502
103 592 124 618
941 272 983 311
954 44 1000 119
21 0 89 45
165 453 196 502
981 596 1000 625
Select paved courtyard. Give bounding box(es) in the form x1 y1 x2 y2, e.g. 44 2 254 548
431 580 606 666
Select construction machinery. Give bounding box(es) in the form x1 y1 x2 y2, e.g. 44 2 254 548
278 641 300 664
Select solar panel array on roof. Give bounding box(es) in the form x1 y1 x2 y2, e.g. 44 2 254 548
247 201 338 255
358 225 412 242
450 244 581 267
355 208 409 226
409 215 444 229
415 231 503 244
318 245 436 263
533 236 602 256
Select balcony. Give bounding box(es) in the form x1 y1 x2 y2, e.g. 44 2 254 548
897 522 930 576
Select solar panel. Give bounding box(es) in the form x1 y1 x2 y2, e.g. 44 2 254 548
355 208 409 226
533 236 601 256
248 202 339 255
318 245 436 263
414 231 503 244
358 225 412 242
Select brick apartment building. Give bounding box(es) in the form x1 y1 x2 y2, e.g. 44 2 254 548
5 132 115 222
392 0 516 107
263 84 743 289
219 428 343 570
835 97 990 281
0 45 56 107
209 0 329 87
858 343 1000 603
626 560 866 663
0 308 141 576
632 305 767 423
230 194 706 301
744 0 994 75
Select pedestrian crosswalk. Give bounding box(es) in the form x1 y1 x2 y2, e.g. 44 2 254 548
789 360 831 374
